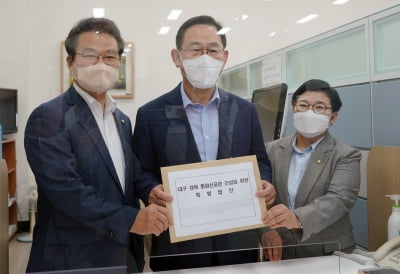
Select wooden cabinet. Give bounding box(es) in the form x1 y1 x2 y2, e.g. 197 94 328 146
2 139 17 240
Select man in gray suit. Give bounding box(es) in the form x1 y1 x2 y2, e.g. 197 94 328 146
262 79 361 260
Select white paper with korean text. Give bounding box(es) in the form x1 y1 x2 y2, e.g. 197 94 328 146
161 155 267 243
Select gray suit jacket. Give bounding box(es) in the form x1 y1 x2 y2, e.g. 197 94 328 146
266 132 361 255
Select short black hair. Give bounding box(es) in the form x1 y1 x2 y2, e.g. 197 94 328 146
176 15 227 50
291 79 342 112
65 17 124 59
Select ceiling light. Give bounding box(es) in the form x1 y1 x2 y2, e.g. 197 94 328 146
167 9 182 20
269 31 276 37
242 14 249 21
158 26 170 35
296 14 319 24
333 0 350 5
217 27 231 35
92 8 104 18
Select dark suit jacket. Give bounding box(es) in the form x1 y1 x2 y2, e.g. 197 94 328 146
132 83 272 271
266 132 361 257
24 86 144 272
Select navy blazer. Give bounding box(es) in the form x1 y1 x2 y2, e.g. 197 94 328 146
132 83 272 270
24 86 144 272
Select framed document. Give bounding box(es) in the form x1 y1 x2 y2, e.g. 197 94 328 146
161 155 267 243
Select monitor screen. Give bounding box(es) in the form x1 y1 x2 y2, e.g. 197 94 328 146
252 83 287 143
0 88 18 134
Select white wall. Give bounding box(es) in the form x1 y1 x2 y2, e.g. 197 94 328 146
1 0 399 220
0 0 32 219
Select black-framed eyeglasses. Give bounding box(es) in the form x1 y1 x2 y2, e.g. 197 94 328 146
295 102 332 114
180 46 224 58
75 52 120 66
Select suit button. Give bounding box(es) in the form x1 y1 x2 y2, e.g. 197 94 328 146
103 229 115 237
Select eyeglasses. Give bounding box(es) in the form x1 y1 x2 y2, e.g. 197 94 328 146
180 46 224 58
295 102 332 114
75 52 120 66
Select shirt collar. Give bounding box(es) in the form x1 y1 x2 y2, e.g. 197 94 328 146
73 82 117 113
292 135 324 153
180 83 220 107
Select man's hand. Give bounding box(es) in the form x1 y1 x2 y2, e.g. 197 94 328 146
261 229 283 261
130 204 173 236
256 180 276 208
262 204 300 229
149 184 173 206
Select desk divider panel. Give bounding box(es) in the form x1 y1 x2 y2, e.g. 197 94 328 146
372 79 400 147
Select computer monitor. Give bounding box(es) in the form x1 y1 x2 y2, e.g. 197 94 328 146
251 83 288 143
0 88 18 135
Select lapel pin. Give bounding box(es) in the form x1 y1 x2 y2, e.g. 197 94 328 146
316 160 322 164
121 119 125 124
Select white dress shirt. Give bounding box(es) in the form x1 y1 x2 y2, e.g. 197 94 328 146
74 83 126 193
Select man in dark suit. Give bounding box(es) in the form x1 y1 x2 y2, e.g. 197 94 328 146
24 17 171 273
132 15 276 271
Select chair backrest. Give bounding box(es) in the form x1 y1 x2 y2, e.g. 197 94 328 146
349 197 368 249
367 146 400 251
0 159 9 274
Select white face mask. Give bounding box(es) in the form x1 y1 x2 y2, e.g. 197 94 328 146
181 54 224 89
72 63 119 94
293 110 331 138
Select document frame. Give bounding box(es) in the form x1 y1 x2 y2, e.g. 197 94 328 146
161 155 267 243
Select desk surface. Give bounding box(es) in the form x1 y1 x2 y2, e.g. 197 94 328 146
146 255 377 274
